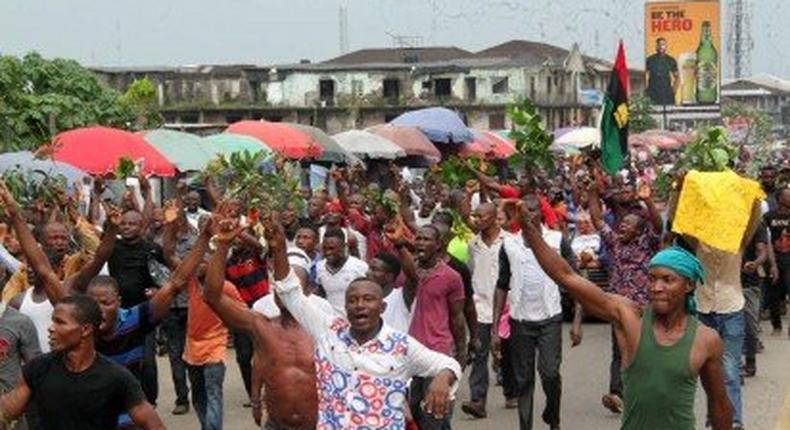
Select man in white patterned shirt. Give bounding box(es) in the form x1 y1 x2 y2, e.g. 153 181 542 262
264 215 462 430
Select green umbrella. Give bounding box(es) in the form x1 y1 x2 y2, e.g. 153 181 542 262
288 123 361 165
139 129 212 171
200 134 273 160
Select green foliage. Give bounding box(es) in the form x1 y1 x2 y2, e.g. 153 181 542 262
119 78 163 129
3 169 67 206
678 127 738 172
201 150 303 214
629 95 658 133
506 99 554 173
428 156 496 189
115 157 136 179
0 52 141 151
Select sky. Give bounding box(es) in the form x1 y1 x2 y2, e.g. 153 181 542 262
1 0 788 78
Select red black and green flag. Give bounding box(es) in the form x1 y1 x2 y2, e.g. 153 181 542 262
600 40 630 176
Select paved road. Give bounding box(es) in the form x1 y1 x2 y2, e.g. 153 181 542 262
157 320 790 430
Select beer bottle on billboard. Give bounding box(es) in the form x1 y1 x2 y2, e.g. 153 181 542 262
696 21 718 104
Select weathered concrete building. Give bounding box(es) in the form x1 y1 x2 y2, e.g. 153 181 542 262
722 75 790 132
92 40 646 134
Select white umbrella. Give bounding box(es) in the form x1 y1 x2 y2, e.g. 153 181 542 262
332 130 407 160
553 127 600 148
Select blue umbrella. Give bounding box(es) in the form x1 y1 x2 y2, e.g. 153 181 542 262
390 107 474 144
0 151 87 185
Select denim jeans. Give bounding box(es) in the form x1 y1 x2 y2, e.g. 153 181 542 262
468 323 492 403
188 362 225 430
698 310 745 426
162 308 189 406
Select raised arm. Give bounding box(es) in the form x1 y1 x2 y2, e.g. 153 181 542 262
0 180 64 303
262 213 333 338
518 204 633 325
386 224 417 307
64 209 121 293
203 209 259 332
148 219 212 321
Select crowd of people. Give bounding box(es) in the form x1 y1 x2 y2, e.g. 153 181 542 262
0 149 787 430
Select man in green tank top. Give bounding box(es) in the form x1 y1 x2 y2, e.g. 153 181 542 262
515 204 733 430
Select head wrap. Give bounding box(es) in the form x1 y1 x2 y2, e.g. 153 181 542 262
648 246 705 285
649 246 704 314
325 199 344 214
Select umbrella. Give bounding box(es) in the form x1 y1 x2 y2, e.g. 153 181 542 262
0 151 87 185
138 129 212 171
288 123 361 165
467 130 516 159
552 127 600 148
630 130 690 150
51 126 176 176
225 120 322 160
390 107 474 144
332 130 407 160
199 134 272 160
367 125 441 162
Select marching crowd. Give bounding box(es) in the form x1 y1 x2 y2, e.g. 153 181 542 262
0 153 787 430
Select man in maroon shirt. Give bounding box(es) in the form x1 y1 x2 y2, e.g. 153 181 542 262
403 225 467 430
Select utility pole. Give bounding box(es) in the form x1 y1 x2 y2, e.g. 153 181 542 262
727 0 754 78
339 0 349 54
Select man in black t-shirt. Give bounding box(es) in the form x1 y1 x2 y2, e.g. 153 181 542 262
763 187 790 334
646 37 678 106
107 210 167 406
0 295 164 430
741 224 768 376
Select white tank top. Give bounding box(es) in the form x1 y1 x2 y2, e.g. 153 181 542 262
20 289 54 353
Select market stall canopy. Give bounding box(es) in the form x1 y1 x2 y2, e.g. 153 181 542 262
0 151 87 185
630 129 691 151
138 129 211 171
199 134 272 160
459 129 517 159
552 126 600 148
288 123 361 165
225 120 322 160
332 130 407 160
50 126 176 176
366 125 441 162
389 107 473 144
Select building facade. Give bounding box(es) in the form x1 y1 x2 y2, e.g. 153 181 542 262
93 40 646 134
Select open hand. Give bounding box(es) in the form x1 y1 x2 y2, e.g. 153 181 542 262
0 179 20 219
261 212 286 254
163 200 182 225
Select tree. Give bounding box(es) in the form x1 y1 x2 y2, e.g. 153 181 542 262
628 94 658 133
119 78 163 130
507 98 555 174
0 52 154 152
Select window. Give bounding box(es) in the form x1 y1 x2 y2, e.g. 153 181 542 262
383 78 400 99
226 113 243 124
488 112 505 129
546 77 552 95
530 77 536 99
319 79 335 105
181 113 199 123
351 80 364 98
249 80 260 101
434 78 451 97
492 77 509 94
465 77 477 101
422 80 432 90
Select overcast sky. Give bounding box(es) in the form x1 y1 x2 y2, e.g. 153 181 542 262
2 0 787 77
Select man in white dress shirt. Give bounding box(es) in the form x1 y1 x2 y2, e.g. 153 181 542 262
462 202 509 419
316 227 369 314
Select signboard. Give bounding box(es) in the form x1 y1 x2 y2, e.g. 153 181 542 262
644 0 721 106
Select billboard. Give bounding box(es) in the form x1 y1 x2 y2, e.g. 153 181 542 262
644 0 721 106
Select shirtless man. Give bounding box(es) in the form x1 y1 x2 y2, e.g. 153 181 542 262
203 211 317 429
515 203 733 429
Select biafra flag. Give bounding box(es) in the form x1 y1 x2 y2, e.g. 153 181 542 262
600 41 629 176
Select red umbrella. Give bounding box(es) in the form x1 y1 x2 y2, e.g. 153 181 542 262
51 126 176 176
367 125 441 162
225 120 322 159
630 130 690 150
459 130 517 159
